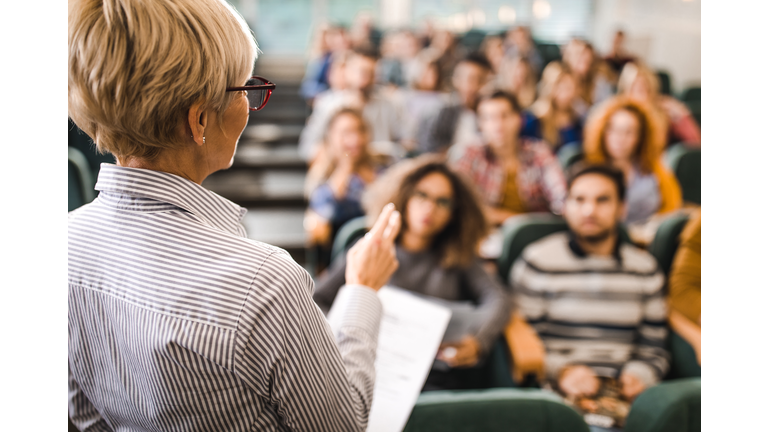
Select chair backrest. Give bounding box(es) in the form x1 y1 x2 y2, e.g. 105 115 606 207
402 388 590 432
665 144 701 205
623 378 701 432
330 216 368 264
648 212 690 276
497 213 568 285
69 147 96 211
497 213 634 286
656 70 672 95
680 86 701 103
556 142 584 171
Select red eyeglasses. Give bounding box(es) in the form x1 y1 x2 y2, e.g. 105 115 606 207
226 76 276 111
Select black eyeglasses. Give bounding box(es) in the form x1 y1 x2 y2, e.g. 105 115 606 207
412 190 454 211
225 76 276 111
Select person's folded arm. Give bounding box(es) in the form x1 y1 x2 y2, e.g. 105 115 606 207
235 252 381 432
69 365 113 432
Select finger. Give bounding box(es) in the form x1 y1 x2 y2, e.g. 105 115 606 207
381 210 402 244
367 203 395 244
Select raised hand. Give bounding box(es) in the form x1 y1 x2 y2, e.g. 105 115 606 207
345 203 402 291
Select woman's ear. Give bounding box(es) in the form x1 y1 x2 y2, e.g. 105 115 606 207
187 101 208 146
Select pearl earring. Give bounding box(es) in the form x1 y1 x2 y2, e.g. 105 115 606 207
203 136 206 144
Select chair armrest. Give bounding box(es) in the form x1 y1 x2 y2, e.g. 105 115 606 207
669 309 701 365
504 313 546 384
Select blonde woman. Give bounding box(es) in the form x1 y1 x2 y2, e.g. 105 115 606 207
530 68 583 151
68 0 399 430
304 108 383 271
618 61 701 148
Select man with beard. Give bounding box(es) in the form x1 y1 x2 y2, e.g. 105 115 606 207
510 163 668 402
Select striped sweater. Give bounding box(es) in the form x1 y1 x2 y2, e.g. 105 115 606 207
510 232 669 387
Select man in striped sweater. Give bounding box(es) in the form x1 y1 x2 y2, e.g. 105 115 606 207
511 164 668 401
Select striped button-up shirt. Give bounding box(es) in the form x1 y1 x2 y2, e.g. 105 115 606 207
68 164 382 431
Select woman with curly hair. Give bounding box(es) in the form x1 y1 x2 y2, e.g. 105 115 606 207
313 155 510 391
583 96 682 224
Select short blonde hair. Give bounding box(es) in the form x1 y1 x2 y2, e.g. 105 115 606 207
68 0 258 160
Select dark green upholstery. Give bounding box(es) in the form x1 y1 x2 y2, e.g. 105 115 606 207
403 388 590 432
668 331 701 379
681 87 701 103
648 212 690 276
680 87 701 125
656 70 672 95
330 216 368 264
69 118 114 181
496 213 633 285
665 144 701 205
69 147 96 211
556 142 583 171
624 378 701 432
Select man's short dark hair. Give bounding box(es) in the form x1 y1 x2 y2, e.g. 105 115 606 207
459 51 492 72
479 90 522 115
567 163 626 202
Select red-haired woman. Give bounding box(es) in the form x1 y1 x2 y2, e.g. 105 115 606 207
583 96 682 224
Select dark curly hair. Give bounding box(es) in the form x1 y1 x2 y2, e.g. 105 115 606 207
363 155 489 269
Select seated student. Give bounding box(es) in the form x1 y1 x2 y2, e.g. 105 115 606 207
451 91 567 226
313 156 510 391
299 47 402 162
304 108 381 272
311 51 349 110
497 56 537 110
667 209 702 364
395 56 446 153
529 68 584 152
583 95 682 226
417 52 491 155
562 39 614 116
618 62 701 148
511 163 669 401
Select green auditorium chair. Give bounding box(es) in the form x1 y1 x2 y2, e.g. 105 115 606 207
536 43 563 71
556 142 584 171
680 87 701 125
665 144 701 205
330 216 368 264
402 388 590 432
648 212 690 276
656 70 673 96
69 147 96 212
648 212 701 379
623 378 701 432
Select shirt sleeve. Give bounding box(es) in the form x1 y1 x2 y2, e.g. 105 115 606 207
461 260 511 354
235 251 381 432
69 365 113 432
309 183 339 222
622 269 670 388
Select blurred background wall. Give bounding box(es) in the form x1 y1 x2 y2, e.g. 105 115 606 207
230 0 700 90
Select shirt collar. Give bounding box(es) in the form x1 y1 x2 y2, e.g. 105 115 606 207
95 164 247 236
567 229 623 263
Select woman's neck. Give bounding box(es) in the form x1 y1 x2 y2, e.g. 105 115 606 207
400 230 433 253
118 148 205 185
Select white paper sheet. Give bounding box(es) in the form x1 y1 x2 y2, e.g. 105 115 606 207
366 286 452 432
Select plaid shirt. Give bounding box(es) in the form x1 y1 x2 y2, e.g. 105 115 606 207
452 138 566 214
